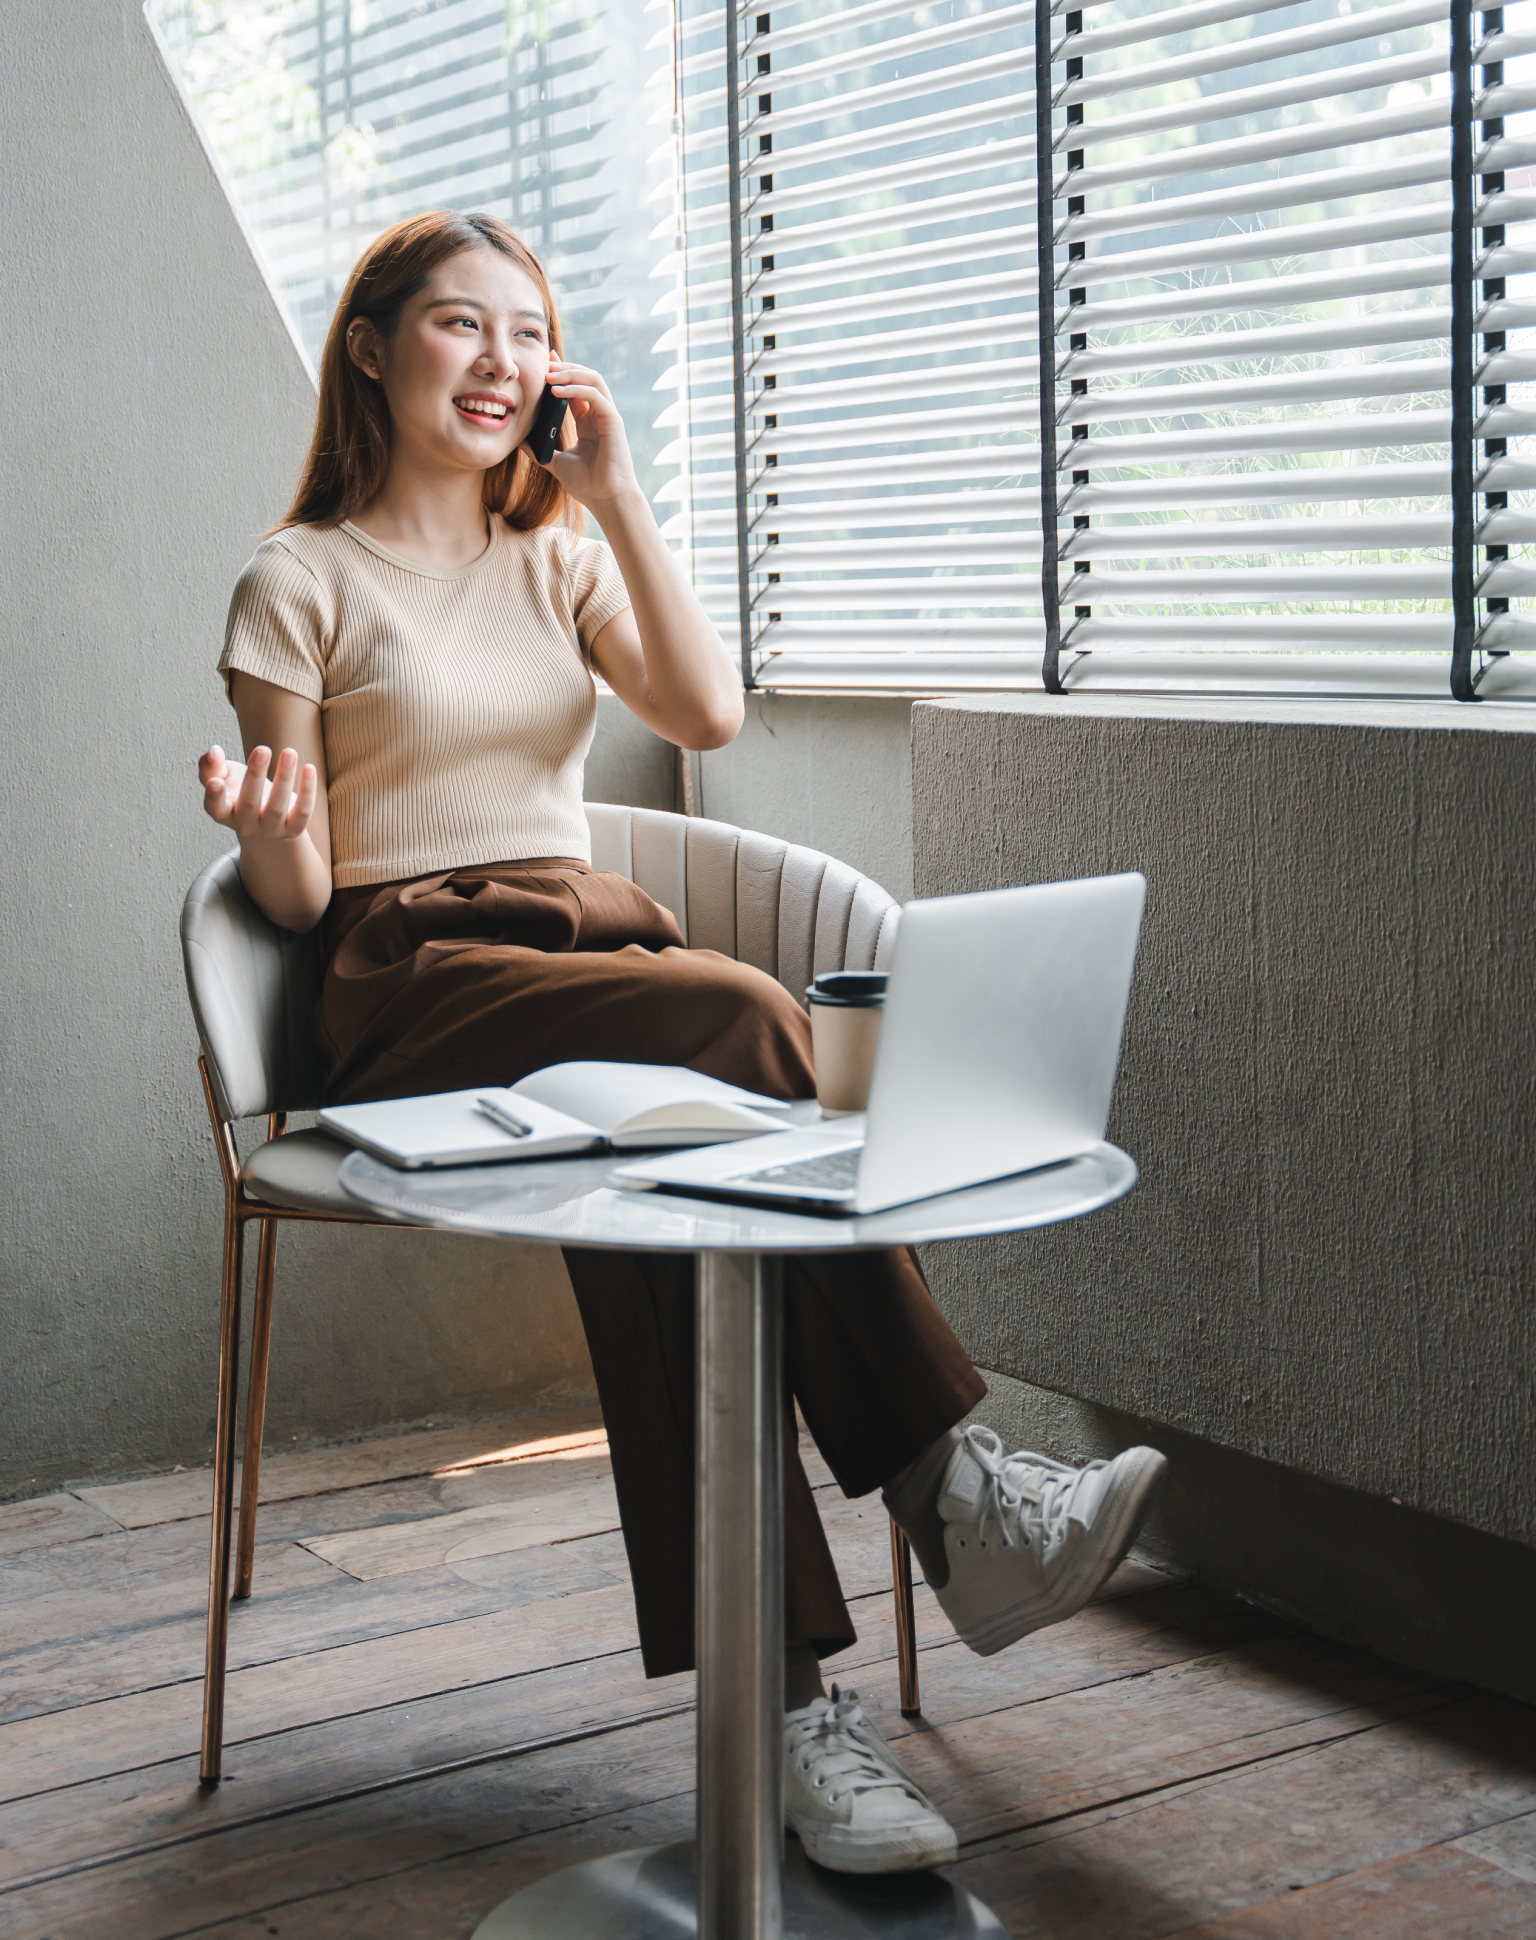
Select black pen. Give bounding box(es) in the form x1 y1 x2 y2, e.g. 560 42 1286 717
476 1095 534 1139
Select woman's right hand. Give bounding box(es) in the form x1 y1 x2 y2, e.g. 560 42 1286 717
199 743 318 843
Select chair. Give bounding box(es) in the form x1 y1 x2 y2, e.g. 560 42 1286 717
182 803 923 1783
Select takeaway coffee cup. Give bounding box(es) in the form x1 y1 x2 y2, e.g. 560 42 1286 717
806 971 888 1115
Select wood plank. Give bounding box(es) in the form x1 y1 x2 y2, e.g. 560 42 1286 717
0 1533 335 1663
179 1794 697 1940
0 1455 617 1623
251 1459 606 1546
0 1542 621 1727
0 1569 1277 1881
72 1407 606 1529
0 1710 700 1940
13 1679 1534 1940
886 1636 1453 1849
0 1577 640 1808
0 1493 124 1559
1453 1806 1536 1885
949 1691 1536 1940
298 1460 619 1581
0 1595 1378 1910
1161 1842 1536 1938
0 1514 212 1613
13 1423 1533 1940
872 1575 1284 1736
0 1637 694 1896
0 1543 1269 1813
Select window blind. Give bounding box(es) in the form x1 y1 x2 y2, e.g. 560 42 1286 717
655 0 1536 699
650 0 1044 689
150 0 673 505
1038 0 1536 698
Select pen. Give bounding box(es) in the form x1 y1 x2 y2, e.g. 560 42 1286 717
476 1095 534 1139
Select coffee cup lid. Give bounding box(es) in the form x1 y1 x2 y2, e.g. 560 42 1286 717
807 971 888 1007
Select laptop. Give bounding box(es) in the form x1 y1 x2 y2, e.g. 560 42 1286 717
613 871 1146 1215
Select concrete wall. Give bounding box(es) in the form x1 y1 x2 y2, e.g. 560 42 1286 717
913 694 1536 1696
698 693 915 900
0 4 644 1495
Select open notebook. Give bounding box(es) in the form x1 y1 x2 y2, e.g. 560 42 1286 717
318 1061 795 1170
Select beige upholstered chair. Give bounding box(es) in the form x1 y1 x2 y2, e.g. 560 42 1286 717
182 803 921 1783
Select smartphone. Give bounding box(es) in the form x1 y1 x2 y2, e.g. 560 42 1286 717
526 386 569 466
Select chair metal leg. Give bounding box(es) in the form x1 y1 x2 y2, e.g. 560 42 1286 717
891 1516 921 1717
234 1211 279 1601
200 1193 246 1784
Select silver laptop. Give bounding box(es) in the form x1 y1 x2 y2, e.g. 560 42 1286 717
613 871 1146 1215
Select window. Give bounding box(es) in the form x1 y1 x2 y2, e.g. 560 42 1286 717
657 0 1041 690
660 0 1536 699
148 0 674 502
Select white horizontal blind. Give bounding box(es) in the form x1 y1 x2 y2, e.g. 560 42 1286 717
649 0 1043 687
150 0 674 504
1037 0 1536 687
657 0 1536 695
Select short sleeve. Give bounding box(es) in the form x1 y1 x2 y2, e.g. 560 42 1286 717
563 533 633 661
219 539 330 706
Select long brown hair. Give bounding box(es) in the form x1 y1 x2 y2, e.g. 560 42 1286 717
279 211 576 533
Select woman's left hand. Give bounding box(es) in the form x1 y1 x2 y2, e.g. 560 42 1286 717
541 359 642 511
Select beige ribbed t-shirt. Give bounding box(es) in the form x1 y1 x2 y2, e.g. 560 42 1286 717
219 518 631 887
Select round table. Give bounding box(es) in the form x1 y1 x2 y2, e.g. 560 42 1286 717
340 1135 1137 1939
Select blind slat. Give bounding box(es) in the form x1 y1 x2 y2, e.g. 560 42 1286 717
1063 0 1445 103
1061 512 1536 551
664 493 1041 538
1061 207 1454 290
654 269 1037 352
1063 260 1452 331
1064 101 1452 199
1064 49 1447 150
1067 418 1536 465
654 450 1034 501
1063 565 1455 598
1061 157 1454 251
1057 360 1469 422
1061 0 1439 62
1060 309 1455 378
664 314 1028 387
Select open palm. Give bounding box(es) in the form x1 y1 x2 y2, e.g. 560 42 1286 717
198 744 317 844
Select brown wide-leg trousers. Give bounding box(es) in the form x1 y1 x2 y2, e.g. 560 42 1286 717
319 859 986 1677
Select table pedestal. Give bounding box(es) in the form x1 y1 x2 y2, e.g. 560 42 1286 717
470 1250 1004 1939
471 1837 1007 1937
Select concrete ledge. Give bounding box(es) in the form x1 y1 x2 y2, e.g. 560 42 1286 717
970 1368 1536 1707
913 692 1536 1692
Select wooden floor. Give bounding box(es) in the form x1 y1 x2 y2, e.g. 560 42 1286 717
2 1410 1534 1940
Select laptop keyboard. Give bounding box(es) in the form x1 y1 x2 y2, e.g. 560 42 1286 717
731 1146 863 1192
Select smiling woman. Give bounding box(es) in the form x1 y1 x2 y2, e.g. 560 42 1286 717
188 209 1160 1880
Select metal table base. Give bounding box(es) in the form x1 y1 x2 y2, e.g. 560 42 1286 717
338 1142 1137 1940
469 1250 1002 1939
470 1837 1007 1937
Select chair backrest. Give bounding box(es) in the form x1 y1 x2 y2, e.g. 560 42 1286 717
181 851 326 1121
182 806 901 1122
584 804 900 994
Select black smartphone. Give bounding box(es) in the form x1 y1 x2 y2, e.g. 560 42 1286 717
526 385 569 466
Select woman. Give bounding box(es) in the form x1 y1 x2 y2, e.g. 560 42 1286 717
197 210 1164 1876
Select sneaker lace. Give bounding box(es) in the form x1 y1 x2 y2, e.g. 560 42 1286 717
786 1688 916 1809
961 1424 1102 1555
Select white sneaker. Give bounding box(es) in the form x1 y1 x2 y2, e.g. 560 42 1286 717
783 1688 958 1874
932 1426 1167 1656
